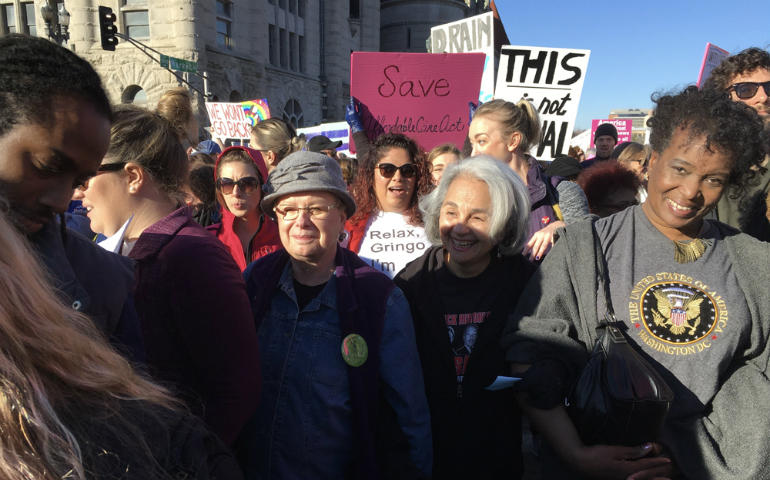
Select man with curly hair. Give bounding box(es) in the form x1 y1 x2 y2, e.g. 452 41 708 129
703 47 770 241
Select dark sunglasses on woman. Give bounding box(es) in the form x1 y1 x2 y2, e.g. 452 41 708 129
727 81 770 100
216 177 260 194
376 163 418 179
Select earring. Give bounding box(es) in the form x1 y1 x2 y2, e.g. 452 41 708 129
643 172 649 181
338 232 347 242
130 187 136 193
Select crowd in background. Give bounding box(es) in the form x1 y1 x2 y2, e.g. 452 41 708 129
1 32 770 480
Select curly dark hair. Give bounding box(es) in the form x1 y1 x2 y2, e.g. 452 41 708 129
576 160 640 211
0 35 111 138
702 47 770 91
647 86 768 198
350 133 434 227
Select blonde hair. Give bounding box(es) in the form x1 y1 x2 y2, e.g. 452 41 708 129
473 98 542 153
0 206 178 479
157 87 198 144
616 142 652 166
427 143 461 164
250 118 305 163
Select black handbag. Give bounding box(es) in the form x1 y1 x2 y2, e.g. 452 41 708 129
565 230 674 447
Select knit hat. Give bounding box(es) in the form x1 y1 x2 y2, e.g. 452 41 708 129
543 156 583 178
261 151 357 219
594 123 618 143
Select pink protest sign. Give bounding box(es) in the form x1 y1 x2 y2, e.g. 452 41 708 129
350 52 485 153
589 119 633 148
206 99 271 140
697 43 729 89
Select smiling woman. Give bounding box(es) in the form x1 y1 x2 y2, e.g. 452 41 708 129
394 155 536 479
502 86 770 479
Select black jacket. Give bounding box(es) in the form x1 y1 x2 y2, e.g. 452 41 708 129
394 247 536 480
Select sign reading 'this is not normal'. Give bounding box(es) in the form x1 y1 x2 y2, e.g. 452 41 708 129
495 45 591 162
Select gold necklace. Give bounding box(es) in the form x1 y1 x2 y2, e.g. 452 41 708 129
673 238 711 264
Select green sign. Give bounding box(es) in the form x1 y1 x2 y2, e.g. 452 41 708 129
159 54 197 73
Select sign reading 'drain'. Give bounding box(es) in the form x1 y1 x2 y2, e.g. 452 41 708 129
430 12 496 103
495 45 591 162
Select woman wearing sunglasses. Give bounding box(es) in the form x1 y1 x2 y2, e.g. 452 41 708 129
73 105 261 448
345 133 434 279
207 147 282 271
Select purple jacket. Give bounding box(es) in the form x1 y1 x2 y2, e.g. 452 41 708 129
128 207 261 447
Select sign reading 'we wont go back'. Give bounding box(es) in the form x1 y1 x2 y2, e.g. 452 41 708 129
350 52 485 152
495 45 590 162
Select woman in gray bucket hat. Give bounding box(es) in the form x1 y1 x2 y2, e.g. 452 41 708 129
239 151 433 480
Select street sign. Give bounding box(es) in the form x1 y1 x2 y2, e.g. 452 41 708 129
160 54 198 73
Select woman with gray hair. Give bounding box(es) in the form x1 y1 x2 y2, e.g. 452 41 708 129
394 155 537 480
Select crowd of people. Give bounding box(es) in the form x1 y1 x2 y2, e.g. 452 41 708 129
1 32 770 480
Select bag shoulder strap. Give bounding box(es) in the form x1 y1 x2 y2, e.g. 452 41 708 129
593 224 616 325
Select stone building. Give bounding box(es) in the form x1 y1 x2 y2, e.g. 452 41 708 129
0 0 380 137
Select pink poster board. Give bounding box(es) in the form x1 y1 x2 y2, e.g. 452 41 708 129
350 52 485 153
590 119 633 149
696 43 730 89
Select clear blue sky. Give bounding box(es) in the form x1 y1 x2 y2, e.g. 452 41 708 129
495 0 770 131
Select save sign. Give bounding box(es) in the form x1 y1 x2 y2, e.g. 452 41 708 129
495 45 590 162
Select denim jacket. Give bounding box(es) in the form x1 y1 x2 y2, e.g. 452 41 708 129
243 261 433 480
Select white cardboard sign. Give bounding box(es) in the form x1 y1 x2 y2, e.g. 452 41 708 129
495 45 591 162
431 12 496 103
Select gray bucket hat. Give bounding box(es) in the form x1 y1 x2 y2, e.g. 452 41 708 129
261 151 357 219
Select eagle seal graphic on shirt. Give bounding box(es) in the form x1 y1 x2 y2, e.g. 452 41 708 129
640 282 717 345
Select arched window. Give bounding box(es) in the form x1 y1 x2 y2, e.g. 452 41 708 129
121 85 147 105
282 99 304 128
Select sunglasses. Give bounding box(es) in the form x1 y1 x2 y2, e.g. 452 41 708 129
376 163 418 179
727 81 770 100
76 162 127 191
215 177 260 194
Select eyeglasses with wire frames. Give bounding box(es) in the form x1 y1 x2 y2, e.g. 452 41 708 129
727 81 770 100
376 163 418 179
76 162 127 191
273 203 341 221
215 177 260 195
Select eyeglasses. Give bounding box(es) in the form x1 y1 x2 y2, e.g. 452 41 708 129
727 81 770 100
215 177 260 195
274 203 340 220
376 163 418 178
76 162 127 191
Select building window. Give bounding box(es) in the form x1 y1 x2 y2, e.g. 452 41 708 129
349 0 359 19
288 0 295 14
283 99 304 128
21 2 35 36
216 0 232 47
124 0 147 4
407 27 411 49
278 0 285 10
122 85 147 105
279 28 287 68
289 32 296 71
124 10 149 38
268 0 275 4
2 4 17 34
268 24 276 65
298 0 305 17
299 35 305 73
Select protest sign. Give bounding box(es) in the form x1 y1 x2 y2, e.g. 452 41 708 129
431 12 496 103
350 52 485 153
298 121 350 154
205 99 271 140
696 43 729 89
495 45 590 162
589 119 632 149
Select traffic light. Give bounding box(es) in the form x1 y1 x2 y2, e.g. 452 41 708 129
98 6 118 51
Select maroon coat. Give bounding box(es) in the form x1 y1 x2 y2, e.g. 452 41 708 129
129 207 261 447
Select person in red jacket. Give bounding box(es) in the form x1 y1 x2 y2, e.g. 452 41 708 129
208 146 283 271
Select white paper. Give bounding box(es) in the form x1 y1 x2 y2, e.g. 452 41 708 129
98 215 133 254
485 376 522 391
